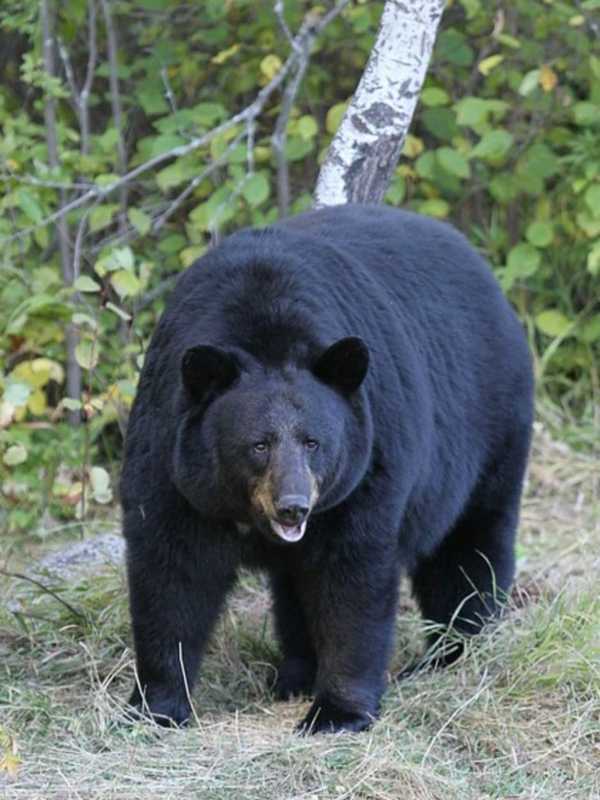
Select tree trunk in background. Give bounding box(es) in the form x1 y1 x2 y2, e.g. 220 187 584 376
314 0 446 207
41 0 82 425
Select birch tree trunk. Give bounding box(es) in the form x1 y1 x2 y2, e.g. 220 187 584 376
314 0 446 207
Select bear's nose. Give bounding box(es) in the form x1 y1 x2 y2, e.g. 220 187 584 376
275 496 309 526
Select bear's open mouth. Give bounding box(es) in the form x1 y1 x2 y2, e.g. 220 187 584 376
269 519 307 543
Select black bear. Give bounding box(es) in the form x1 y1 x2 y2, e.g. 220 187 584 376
120 204 533 733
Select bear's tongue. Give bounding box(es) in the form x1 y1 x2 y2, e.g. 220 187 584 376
270 519 307 543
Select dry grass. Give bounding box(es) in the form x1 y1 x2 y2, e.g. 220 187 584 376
1 422 599 800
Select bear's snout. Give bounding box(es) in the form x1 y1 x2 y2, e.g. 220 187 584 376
274 495 310 526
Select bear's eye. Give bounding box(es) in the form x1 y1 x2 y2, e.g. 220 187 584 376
304 438 320 451
253 441 269 454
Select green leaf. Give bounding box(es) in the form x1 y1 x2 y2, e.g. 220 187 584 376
3 444 28 466
16 189 43 223
573 102 600 127
128 208 151 235
535 310 572 337
157 233 187 254
436 147 471 179
62 398 82 411
138 86 169 115
75 340 99 370
296 115 318 140
506 243 541 280
421 88 450 107
518 143 558 181
518 69 540 96
89 204 118 233
580 315 600 344
584 184 600 217
110 270 141 298
471 129 513 162
436 29 474 67
156 160 188 192
455 97 489 128
455 97 509 129
526 222 554 248
587 241 600 275
73 276 101 293
242 173 270 207
415 152 436 180
284 136 313 162
421 108 458 141
418 198 450 218
478 54 504 75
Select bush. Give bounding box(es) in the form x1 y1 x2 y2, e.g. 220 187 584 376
0 0 598 537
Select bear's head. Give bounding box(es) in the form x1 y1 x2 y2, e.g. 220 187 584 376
171 337 372 544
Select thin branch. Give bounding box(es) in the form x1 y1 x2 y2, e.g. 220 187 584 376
2 1 350 244
80 0 98 155
133 275 178 314
0 172 93 190
271 14 312 217
274 0 296 49
152 130 246 232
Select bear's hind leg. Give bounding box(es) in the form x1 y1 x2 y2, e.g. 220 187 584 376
410 436 530 670
270 569 316 700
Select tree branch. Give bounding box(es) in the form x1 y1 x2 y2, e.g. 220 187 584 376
271 5 314 217
3 1 351 245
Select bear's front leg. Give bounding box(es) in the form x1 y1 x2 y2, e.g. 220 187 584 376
125 508 237 726
296 539 400 734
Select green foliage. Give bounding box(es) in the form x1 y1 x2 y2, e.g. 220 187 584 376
0 1 598 537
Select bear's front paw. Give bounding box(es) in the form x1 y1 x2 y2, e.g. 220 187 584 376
297 697 374 734
274 657 316 700
126 686 191 728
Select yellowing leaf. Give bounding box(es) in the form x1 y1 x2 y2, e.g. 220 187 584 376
478 54 504 75
180 246 205 268
0 751 20 778
535 310 572 337
539 65 558 92
90 466 113 504
73 275 101 293
402 135 424 159
326 102 348 134
27 389 47 415
110 269 141 298
296 115 318 140
260 54 282 81
3 444 27 466
211 43 240 65
75 340 100 370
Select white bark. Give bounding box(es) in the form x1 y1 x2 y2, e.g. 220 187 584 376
314 0 446 207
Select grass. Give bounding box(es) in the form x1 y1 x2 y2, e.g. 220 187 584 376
1 422 599 800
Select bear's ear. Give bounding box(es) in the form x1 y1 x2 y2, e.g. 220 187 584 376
181 345 240 402
313 337 369 394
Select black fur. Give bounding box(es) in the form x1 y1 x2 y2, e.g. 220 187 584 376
121 205 534 733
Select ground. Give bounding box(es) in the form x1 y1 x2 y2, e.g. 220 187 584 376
0 423 599 800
